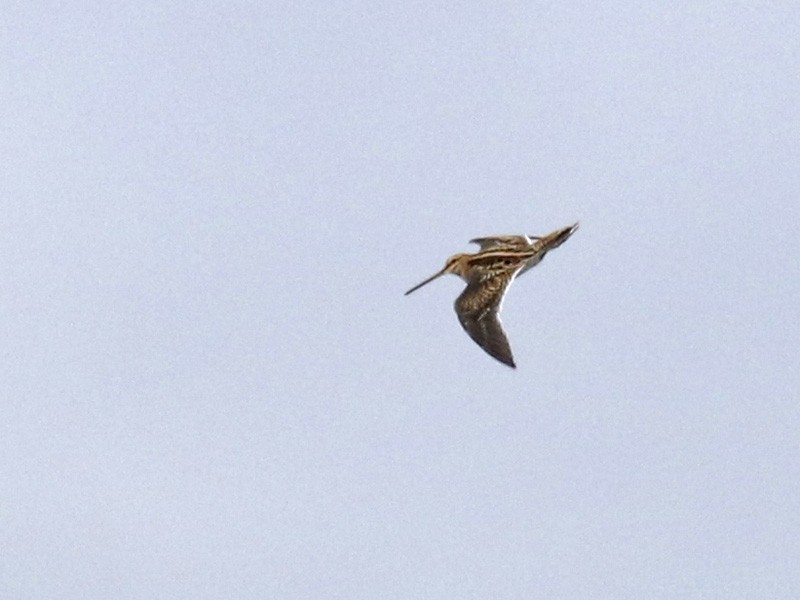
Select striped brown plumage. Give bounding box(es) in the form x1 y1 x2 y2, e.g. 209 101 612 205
405 223 578 368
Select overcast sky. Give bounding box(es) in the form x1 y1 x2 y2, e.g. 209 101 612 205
3 2 799 598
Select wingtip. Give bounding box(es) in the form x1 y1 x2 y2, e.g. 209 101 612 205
496 354 516 369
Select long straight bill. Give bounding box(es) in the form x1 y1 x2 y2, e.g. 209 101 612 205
404 268 447 295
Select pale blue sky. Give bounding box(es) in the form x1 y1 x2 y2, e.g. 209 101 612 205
2 2 799 598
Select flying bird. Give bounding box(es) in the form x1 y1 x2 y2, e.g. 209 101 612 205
405 223 578 368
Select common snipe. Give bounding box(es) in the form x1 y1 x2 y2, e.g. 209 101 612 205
405 223 578 368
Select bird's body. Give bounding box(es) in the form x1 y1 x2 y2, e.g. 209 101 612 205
405 223 578 368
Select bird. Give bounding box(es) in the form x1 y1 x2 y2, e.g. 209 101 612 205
405 222 578 368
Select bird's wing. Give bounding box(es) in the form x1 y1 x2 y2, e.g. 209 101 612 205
454 272 517 368
468 235 530 251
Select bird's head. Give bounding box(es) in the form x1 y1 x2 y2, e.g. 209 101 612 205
405 253 469 295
